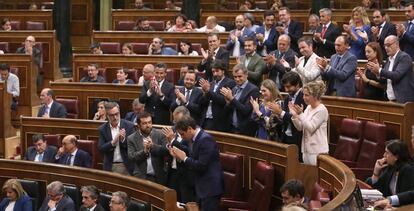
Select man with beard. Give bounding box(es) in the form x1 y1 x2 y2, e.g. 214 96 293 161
256 10 278 55
371 9 397 59
24 134 57 163
239 37 266 87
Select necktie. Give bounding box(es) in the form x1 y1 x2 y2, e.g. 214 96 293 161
321 25 327 38
407 22 413 33
185 89 190 102
188 140 194 155
66 154 73 165
38 153 43 162
44 106 50 115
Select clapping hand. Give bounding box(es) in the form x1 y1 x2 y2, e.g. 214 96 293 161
249 96 260 114
316 57 328 71
220 87 234 102
161 127 175 143
199 78 211 93
288 102 303 117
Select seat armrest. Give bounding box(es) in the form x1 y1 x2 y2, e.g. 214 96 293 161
351 167 374 181
341 160 356 167
221 199 249 210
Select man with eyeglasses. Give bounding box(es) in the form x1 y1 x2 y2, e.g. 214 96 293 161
109 191 129 211
39 181 75 211
24 134 57 163
369 35 414 103
16 35 42 67
79 185 105 211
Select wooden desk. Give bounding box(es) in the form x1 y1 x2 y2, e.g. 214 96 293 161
0 82 15 158
93 31 230 49
112 9 180 28
0 10 53 29
0 54 39 122
0 31 61 86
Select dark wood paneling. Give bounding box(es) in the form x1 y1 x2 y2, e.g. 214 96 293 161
0 82 15 157
0 10 53 29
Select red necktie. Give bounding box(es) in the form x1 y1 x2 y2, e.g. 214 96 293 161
321 25 327 38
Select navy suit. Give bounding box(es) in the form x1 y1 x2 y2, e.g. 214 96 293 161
184 129 224 211
376 22 397 59
37 101 67 118
200 77 236 132
256 25 278 54
198 47 230 81
400 21 414 61
397 190 414 206
265 48 297 90
224 81 260 137
321 51 357 97
124 111 138 123
171 87 203 124
80 204 105 211
380 50 414 103
139 80 175 125
56 148 92 168
0 194 32 211
24 145 57 163
39 195 75 211
274 20 303 54
225 28 255 56
314 23 342 58
98 119 136 174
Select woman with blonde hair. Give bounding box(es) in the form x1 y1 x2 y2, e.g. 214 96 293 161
0 179 32 211
289 81 329 165
93 100 108 121
343 6 372 59
250 79 283 141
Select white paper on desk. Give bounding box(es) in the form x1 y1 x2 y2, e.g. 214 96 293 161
361 189 383 200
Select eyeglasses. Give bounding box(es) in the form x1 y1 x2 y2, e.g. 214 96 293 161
25 39 35 42
384 41 397 47
110 200 122 205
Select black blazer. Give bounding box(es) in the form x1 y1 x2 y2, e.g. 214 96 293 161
37 101 67 118
56 148 92 168
314 23 342 58
39 195 75 211
265 48 297 90
198 47 230 81
200 77 236 132
124 111 137 123
273 20 303 54
224 81 260 137
170 87 203 124
280 90 307 146
98 119 136 174
376 22 397 59
16 47 42 68
400 22 414 61
139 80 175 125
79 204 105 211
397 190 414 206
24 145 57 163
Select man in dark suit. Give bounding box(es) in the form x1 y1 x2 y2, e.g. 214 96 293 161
79 185 105 211
313 8 342 58
199 60 236 132
16 35 42 67
99 101 136 175
198 33 230 81
369 35 414 103
124 98 144 124
316 35 357 97
371 9 397 59
171 71 203 124
221 64 260 137
239 37 266 87
256 10 278 55
275 7 303 54
226 14 255 57
139 62 175 125
170 116 224 211
127 112 169 185
270 71 306 162
24 134 57 163
375 190 414 208
56 135 92 168
280 179 309 208
265 34 297 90
397 2 414 61
37 88 67 118
39 181 75 211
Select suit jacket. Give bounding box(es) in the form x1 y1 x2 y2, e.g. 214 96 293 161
274 20 303 54
367 162 414 197
256 25 278 54
124 111 137 123
0 194 32 211
281 90 307 146
37 101 67 118
400 21 414 61
224 81 260 137
380 50 414 103
184 129 224 199
16 47 42 67
56 148 92 168
198 47 230 81
376 22 397 59
398 190 414 206
225 27 255 56
24 145 57 163
314 23 342 58
79 204 105 211
98 119 136 174
322 51 357 97
239 52 266 87
127 128 169 185
170 87 203 124
265 48 297 90
200 77 236 132
139 80 175 125
293 53 322 84
39 195 75 211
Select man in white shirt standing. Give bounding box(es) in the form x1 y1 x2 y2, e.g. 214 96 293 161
0 63 19 110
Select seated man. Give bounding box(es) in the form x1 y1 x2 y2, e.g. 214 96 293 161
90 43 103 55
165 0 181 10
109 191 129 211
37 88 67 118
39 181 75 211
80 185 105 211
24 134 57 163
80 64 105 83
148 37 177 55
16 35 42 67
196 16 226 33
0 63 19 110
55 135 92 168
133 17 155 31
280 179 308 208
124 98 145 123
135 0 150 10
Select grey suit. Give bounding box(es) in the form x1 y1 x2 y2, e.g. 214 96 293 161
127 128 169 185
239 53 266 87
321 51 357 97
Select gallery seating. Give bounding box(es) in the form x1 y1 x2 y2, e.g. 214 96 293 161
220 152 244 200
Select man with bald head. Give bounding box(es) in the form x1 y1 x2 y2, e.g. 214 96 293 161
138 64 155 86
226 14 255 57
37 88 67 118
368 35 414 103
16 35 42 67
55 135 92 168
196 16 226 32
264 34 297 90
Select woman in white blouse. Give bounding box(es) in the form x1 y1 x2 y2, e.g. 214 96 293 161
289 81 329 165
